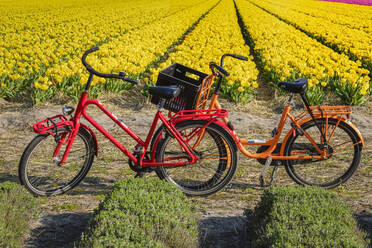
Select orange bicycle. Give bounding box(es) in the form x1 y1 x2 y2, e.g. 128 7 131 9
153 54 364 188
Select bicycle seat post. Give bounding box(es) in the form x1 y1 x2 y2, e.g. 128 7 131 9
300 92 328 145
287 93 294 106
158 99 166 110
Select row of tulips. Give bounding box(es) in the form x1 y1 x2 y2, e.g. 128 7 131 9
235 0 369 105
249 0 371 95
0 0 217 102
148 0 259 103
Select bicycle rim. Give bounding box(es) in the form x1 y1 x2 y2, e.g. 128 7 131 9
284 118 361 188
21 129 94 195
156 120 237 196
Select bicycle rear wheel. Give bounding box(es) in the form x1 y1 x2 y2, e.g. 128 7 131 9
284 118 362 188
19 127 95 196
155 120 238 196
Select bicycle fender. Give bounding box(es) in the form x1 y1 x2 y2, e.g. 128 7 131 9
80 123 99 156
280 117 364 156
211 119 240 145
344 119 364 148
299 117 364 148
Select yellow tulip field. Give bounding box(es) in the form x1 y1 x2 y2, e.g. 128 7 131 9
0 0 370 105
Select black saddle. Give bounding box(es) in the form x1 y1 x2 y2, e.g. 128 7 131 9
148 85 181 100
278 78 308 94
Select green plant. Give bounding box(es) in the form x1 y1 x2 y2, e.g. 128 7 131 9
0 181 39 248
56 203 80 211
246 186 368 248
332 79 366 105
305 85 325 106
76 178 198 248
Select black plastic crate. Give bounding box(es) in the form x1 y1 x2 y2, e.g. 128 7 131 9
151 63 208 112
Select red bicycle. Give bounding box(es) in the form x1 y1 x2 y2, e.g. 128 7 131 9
18 47 238 196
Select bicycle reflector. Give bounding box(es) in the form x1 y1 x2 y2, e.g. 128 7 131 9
62 106 75 116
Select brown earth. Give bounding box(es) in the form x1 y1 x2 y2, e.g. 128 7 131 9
0 89 371 247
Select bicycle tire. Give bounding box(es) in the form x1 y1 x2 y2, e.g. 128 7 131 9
19 127 95 196
284 118 362 188
155 119 238 196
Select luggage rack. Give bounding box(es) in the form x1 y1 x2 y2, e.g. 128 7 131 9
33 115 72 135
295 106 352 122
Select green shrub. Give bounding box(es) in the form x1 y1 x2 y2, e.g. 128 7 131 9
0 181 39 248
246 186 368 248
77 178 198 248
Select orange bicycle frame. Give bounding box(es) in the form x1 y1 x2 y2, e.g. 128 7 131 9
197 74 364 161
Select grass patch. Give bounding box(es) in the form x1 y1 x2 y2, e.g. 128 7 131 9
76 178 198 248
0 181 39 248
244 188 255 194
103 156 114 163
56 203 80 211
246 186 369 247
94 194 105 201
84 177 101 184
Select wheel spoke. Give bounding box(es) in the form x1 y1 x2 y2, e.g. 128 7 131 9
155 121 237 196
20 129 94 196
285 119 361 188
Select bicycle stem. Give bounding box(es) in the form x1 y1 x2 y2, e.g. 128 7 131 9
213 75 223 95
84 73 94 92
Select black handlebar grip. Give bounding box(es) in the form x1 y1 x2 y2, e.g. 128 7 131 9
123 77 138 85
214 64 230 76
87 46 99 53
210 62 230 76
231 54 248 61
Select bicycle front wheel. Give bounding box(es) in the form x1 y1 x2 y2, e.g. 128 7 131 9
284 118 362 188
155 120 238 196
19 127 95 196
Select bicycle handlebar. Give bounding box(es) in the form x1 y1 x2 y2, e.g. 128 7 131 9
81 47 138 85
209 62 230 76
209 53 250 95
221 54 248 65
209 53 249 77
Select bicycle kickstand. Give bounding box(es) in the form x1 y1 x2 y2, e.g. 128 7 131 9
259 157 279 187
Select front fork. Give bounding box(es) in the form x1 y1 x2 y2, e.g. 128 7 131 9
52 132 68 164
53 127 79 166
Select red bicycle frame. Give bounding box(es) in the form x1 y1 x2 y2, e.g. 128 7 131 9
33 91 229 168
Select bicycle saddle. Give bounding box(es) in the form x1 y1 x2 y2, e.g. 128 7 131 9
148 85 181 100
278 78 308 94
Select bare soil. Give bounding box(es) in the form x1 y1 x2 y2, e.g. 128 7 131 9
0 90 371 247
